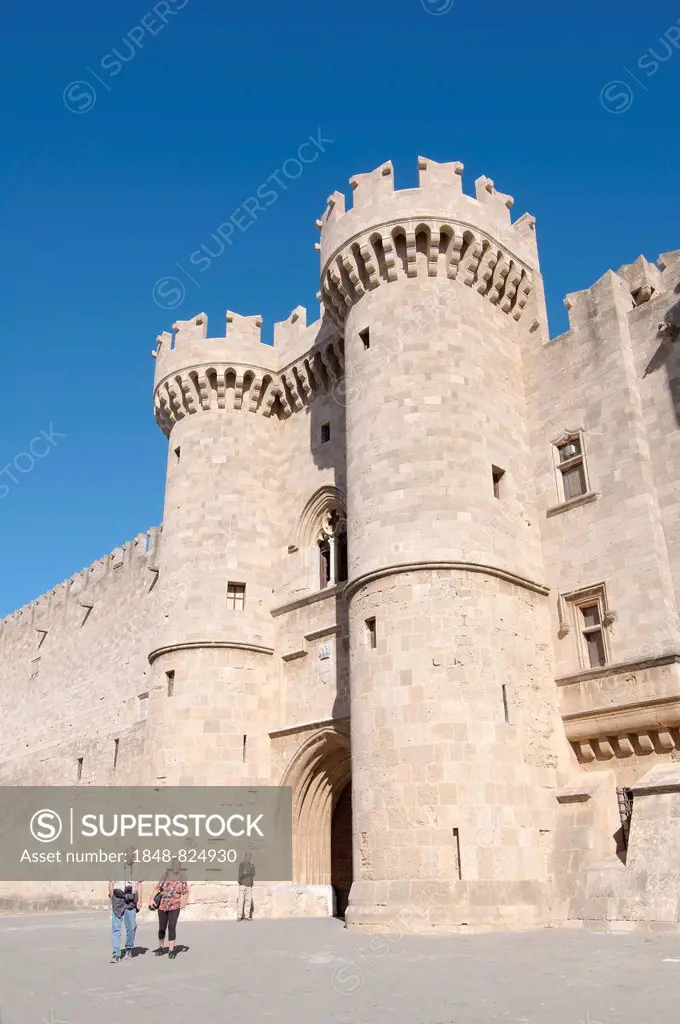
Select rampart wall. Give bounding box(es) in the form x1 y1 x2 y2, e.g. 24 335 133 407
0 529 161 785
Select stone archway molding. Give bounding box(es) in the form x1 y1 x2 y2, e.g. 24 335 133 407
281 724 351 886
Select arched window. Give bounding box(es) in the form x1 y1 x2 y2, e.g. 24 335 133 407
318 509 348 589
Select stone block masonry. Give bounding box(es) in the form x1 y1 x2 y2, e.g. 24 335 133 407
1 155 680 932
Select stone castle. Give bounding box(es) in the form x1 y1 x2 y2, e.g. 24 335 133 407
2 155 680 932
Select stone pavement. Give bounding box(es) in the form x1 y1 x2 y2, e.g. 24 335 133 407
0 912 679 1023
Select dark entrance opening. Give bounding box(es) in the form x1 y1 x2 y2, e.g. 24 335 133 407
331 782 353 918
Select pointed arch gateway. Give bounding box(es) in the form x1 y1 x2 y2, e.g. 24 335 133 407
281 725 353 917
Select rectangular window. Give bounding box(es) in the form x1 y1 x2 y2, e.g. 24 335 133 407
227 582 246 611
242 734 247 762
555 435 588 501
77 757 83 782
365 617 377 649
138 692 149 722
580 604 606 668
321 422 331 443
319 540 331 589
562 583 611 669
30 658 40 679
166 671 175 697
492 466 505 499
359 328 370 349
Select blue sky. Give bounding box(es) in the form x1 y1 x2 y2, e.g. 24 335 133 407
2 0 680 616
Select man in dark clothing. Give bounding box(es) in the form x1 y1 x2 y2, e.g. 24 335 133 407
237 853 255 920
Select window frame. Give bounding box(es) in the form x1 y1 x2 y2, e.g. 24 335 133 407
560 583 613 670
226 581 246 611
552 430 590 505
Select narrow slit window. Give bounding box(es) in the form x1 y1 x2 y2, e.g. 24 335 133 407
319 538 331 588
359 328 370 350
492 466 505 499
77 757 83 782
166 671 175 697
452 828 462 880
138 692 149 722
242 734 247 762
321 422 331 443
366 617 377 649
227 582 246 611
113 738 120 770
173 446 181 463
502 684 510 723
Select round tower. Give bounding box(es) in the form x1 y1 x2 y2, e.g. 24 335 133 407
319 157 572 931
148 310 283 787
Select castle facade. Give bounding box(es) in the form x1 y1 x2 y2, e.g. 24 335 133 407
2 156 680 932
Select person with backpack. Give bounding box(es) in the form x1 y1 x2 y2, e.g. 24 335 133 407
150 858 189 959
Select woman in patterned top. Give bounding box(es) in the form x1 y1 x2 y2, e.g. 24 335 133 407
153 858 190 960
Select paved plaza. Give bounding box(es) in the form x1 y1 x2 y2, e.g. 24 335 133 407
0 912 679 1023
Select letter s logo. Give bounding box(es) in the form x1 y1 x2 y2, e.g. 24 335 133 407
30 809 63 843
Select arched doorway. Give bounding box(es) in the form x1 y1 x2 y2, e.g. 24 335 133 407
331 782 352 918
281 725 352 918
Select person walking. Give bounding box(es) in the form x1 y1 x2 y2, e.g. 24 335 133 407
237 853 255 921
152 858 189 959
108 848 142 963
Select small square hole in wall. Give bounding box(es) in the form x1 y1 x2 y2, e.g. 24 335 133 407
365 617 377 649
492 466 505 499
321 422 331 444
166 671 175 697
359 328 370 350
138 692 149 722
173 446 181 463
227 582 246 611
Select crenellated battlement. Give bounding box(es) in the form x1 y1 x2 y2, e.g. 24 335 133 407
0 527 161 646
562 248 680 333
152 308 344 436
317 156 537 327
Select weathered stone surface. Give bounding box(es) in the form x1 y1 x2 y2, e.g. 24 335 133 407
1 156 680 932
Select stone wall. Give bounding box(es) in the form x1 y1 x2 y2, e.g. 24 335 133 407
0 529 161 786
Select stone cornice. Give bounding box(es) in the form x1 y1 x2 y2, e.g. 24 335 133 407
269 716 350 740
270 583 345 618
563 692 680 742
342 561 549 601
320 217 533 328
153 335 344 437
556 652 680 687
148 641 274 665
